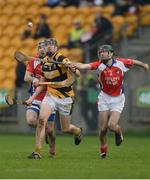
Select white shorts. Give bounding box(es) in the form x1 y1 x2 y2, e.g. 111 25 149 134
42 93 74 116
97 91 125 113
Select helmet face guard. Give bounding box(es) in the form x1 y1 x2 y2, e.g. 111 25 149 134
38 41 47 58
45 38 58 56
38 41 46 49
98 45 114 61
45 38 58 46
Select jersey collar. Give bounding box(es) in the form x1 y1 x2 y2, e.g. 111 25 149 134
104 58 116 67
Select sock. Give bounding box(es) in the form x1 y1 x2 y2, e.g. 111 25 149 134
100 144 108 154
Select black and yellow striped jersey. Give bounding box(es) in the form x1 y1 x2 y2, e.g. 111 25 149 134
41 51 75 98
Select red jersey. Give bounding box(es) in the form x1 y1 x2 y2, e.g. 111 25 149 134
90 58 134 96
26 59 47 101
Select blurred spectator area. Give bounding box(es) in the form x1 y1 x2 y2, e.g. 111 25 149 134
0 0 150 92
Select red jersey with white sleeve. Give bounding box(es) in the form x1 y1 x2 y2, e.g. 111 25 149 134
26 58 47 101
90 58 134 96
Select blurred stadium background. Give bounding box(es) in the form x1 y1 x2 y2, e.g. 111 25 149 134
0 0 150 134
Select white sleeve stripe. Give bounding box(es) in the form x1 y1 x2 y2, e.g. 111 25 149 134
114 60 129 72
34 61 41 69
98 63 106 71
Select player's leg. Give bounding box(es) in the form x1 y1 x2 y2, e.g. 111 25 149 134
58 97 82 145
108 94 125 146
35 103 54 154
28 94 56 159
26 103 40 127
45 113 56 157
59 114 82 145
34 93 56 156
28 103 53 159
45 112 56 143
97 92 111 158
99 111 110 158
26 110 38 127
108 111 123 146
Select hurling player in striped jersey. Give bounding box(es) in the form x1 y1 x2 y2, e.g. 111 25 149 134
69 44 149 158
26 38 82 159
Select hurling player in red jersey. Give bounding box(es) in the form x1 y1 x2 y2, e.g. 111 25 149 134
24 40 56 158
69 44 149 158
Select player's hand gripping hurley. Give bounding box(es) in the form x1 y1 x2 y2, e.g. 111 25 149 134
5 95 27 106
14 51 78 88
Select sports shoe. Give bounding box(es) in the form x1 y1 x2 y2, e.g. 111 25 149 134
74 128 82 145
115 132 123 146
27 152 41 159
100 144 107 159
100 152 107 158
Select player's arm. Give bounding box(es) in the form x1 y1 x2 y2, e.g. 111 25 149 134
24 70 39 85
64 61 92 70
47 79 73 88
73 62 92 70
67 63 81 77
75 69 81 76
67 61 100 71
45 70 75 88
25 76 45 105
25 85 43 105
133 60 149 71
24 61 39 83
24 71 35 83
53 52 82 76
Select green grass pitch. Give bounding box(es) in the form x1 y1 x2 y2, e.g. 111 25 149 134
0 133 150 179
